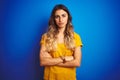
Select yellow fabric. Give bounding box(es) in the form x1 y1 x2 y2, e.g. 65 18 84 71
40 32 82 80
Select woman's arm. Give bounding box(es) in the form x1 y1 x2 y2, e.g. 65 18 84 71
40 44 82 67
39 44 63 66
57 46 82 67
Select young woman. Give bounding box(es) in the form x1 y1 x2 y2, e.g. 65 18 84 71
39 4 82 80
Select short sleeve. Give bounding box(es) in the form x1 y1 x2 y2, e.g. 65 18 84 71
40 33 46 45
74 32 83 47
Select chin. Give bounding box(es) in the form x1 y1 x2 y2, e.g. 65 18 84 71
58 25 66 28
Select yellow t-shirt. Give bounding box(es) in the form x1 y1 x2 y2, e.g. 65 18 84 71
40 32 82 80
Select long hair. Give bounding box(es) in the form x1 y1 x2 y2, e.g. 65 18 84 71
45 4 75 52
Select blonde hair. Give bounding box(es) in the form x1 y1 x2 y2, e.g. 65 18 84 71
45 4 75 52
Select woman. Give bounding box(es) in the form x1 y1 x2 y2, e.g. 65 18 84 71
39 4 82 80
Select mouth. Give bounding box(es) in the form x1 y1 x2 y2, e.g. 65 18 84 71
58 23 64 25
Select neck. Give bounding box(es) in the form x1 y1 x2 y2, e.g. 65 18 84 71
58 27 65 34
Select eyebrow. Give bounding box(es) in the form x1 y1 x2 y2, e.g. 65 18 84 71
55 13 67 16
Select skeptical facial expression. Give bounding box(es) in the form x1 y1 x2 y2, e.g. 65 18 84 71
54 9 68 28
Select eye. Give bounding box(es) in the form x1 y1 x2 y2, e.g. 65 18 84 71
55 15 59 19
62 14 66 17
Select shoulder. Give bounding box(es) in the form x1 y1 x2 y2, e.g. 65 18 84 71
74 32 80 38
40 33 47 41
41 33 47 38
73 32 83 47
40 33 47 45
42 33 47 36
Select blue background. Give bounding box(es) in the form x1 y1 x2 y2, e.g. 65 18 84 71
0 0 120 80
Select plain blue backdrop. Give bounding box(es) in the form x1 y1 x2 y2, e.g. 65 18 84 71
0 0 120 80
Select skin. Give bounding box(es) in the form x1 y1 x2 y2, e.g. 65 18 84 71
40 9 82 67
55 9 68 29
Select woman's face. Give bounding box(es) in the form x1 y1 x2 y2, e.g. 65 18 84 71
54 9 68 28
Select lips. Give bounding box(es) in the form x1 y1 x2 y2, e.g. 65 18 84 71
58 23 64 25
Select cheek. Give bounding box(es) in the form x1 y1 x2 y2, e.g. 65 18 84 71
65 18 68 23
55 19 59 23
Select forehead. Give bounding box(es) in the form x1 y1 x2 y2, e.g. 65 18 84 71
55 9 68 15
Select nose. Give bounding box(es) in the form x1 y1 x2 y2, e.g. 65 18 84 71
59 17 62 22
